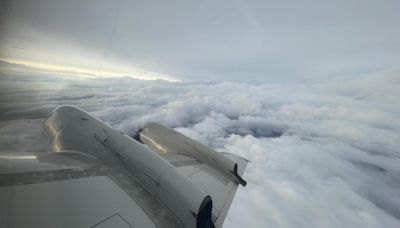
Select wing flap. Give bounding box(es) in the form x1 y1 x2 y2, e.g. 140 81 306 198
0 176 158 228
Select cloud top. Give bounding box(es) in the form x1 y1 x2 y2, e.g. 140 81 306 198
0 70 399 227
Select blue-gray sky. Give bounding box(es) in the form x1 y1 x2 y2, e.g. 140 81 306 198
1 0 399 82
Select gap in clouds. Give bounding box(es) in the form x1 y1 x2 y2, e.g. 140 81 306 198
0 70 400 228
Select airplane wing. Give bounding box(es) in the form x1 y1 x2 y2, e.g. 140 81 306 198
0 106 247 228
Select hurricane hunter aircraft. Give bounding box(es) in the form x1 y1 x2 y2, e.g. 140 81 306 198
0 105 247 228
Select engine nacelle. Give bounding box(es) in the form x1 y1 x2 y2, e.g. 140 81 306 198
139 123 247 186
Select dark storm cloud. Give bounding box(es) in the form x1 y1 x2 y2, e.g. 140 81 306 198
1 69 400 227
1 0 400 82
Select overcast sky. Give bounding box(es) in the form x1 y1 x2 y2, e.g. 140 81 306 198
1 0 399 82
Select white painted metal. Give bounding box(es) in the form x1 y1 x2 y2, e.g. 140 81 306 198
0 176 157 228
139 123 249 227
139 123 247 186
46 106 210 227
0 152 87 174
1 105 247 228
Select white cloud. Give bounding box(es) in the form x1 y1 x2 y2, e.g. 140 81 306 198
0 70 400 227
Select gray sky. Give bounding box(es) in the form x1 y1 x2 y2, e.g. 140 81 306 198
1 0 399 82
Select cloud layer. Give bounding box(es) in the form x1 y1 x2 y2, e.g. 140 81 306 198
0 71 400 227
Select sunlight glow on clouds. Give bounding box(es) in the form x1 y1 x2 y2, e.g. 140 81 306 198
0 24 178 81
0 58 179 81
